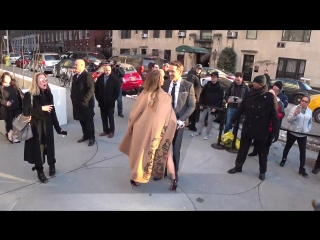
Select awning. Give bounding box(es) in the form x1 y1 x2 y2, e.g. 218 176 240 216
175 45 210 54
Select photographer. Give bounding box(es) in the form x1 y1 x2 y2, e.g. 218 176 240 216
109 61 125 117
191 72 223 140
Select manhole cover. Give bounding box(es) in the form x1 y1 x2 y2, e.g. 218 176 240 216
196 197 204 203
306 158 316 168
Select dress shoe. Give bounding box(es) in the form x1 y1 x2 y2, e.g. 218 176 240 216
312 167 320 174
108 133 114 138
227 167 242 174
88 139 95 146
99 132 108 136
299 168 308 178
118 113 124 117
49 164 56 176
77 137 88 143
259 173 265 180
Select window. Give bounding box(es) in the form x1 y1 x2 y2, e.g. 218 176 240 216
85 30 90 39
153 30 160 38
178 30 187 37
121 30 131 39
135 30 138 34
64 31 67 40
276 57 306 80
74 30 77 40
152 49 159 56
246 30 257 39
120 48 130 54
277 42 285 48
52 33 54 41
200 30 212 39
47 33 50 42
43 34 46 42
142 30 148 36
55 32 58 41
69 30 72 40
44 54 60 61
78 30 82 40
165 30 172 38
298 81 312 90
282 30 311 42
60 31 62 41
41 34 43 42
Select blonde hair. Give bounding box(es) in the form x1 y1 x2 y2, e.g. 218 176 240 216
143 70 163 109
28 72 50 96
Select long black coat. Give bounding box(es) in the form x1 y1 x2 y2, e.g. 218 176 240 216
70 71 95 121
0 85 23 120
186 69 201 102
95 73 120 110
23 91 62 165
232 86 279 141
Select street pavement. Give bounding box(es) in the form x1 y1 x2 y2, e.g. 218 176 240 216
0 66 319 210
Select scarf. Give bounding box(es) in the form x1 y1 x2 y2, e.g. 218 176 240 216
249 84 268 101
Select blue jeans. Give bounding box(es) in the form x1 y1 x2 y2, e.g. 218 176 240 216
117 87 123 114
224 107 237 133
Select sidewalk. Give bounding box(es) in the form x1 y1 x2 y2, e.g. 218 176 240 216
0 93 319 210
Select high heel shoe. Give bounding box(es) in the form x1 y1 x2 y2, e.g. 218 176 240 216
130 179 140 188
279 159 286 167
170 179 178 192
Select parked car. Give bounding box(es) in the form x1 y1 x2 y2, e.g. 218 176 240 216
29 52 61 73
308 94 320 123
270 78 320 105
9 53 21 65
68 52 106 65
108 54 168 81
182 67 235 81
91 63 143 92
15 55 32 68
52 59 93 78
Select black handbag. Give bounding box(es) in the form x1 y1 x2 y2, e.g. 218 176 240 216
12 94 33 141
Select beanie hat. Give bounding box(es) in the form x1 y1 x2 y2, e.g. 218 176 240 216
253 75 266 86
273 81 283 91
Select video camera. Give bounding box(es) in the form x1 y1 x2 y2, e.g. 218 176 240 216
109 60 121 68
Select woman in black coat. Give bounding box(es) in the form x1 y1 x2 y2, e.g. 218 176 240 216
0 72 24 143
23 72 66 183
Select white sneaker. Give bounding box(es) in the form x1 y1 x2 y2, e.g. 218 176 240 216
203 134 208 140
191 132 200 137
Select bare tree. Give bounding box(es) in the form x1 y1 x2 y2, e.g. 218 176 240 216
251 60 278 70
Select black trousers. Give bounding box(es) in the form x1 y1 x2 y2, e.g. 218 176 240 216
315 151 320 168
252 132 273 156
100 108 115 133
79 119 95 140
235 137 268 174
172 127 184 173
5 110 15 133
189 103 200 127
282 131 307 169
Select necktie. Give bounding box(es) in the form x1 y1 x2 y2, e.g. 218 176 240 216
171 83 176 108
104 76 108 86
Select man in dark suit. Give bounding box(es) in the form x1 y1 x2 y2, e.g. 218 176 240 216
71 59 96 146
95 65 120 138
154 60 196 181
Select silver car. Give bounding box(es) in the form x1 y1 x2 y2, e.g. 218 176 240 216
9 53 21 65
29 52 61 73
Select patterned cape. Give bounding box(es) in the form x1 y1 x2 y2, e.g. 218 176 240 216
119 89 177 183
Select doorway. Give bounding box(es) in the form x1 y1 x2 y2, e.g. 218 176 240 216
177 54 184 65
141 48 147 55
242 54 255 82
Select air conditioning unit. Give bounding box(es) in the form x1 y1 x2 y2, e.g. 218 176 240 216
178 32 185 37
141 33 148 38
226 31 237 38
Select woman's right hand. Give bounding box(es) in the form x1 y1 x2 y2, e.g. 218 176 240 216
42 105 54 113
294 107 301 115
6 101 11 107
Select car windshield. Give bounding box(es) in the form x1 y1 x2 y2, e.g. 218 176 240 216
45 55 60 60
299 81 312 90
123 66 136 72
89 53 106 60
10 53 20 57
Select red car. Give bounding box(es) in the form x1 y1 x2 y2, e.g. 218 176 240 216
92 63 143 91
15 55 32 68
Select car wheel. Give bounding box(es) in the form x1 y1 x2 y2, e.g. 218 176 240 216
293 95 303 105
212 111 221 123
313 109 320 123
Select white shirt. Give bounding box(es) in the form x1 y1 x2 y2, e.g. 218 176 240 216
168 78 182 109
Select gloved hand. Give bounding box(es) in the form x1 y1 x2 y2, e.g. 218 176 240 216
271 132 279 143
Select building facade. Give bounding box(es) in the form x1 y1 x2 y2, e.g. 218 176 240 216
112 30 320 87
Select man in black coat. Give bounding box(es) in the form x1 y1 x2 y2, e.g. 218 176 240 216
186 64 202 131
95 65 120 138
71 59 96 146
227 75 279 180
